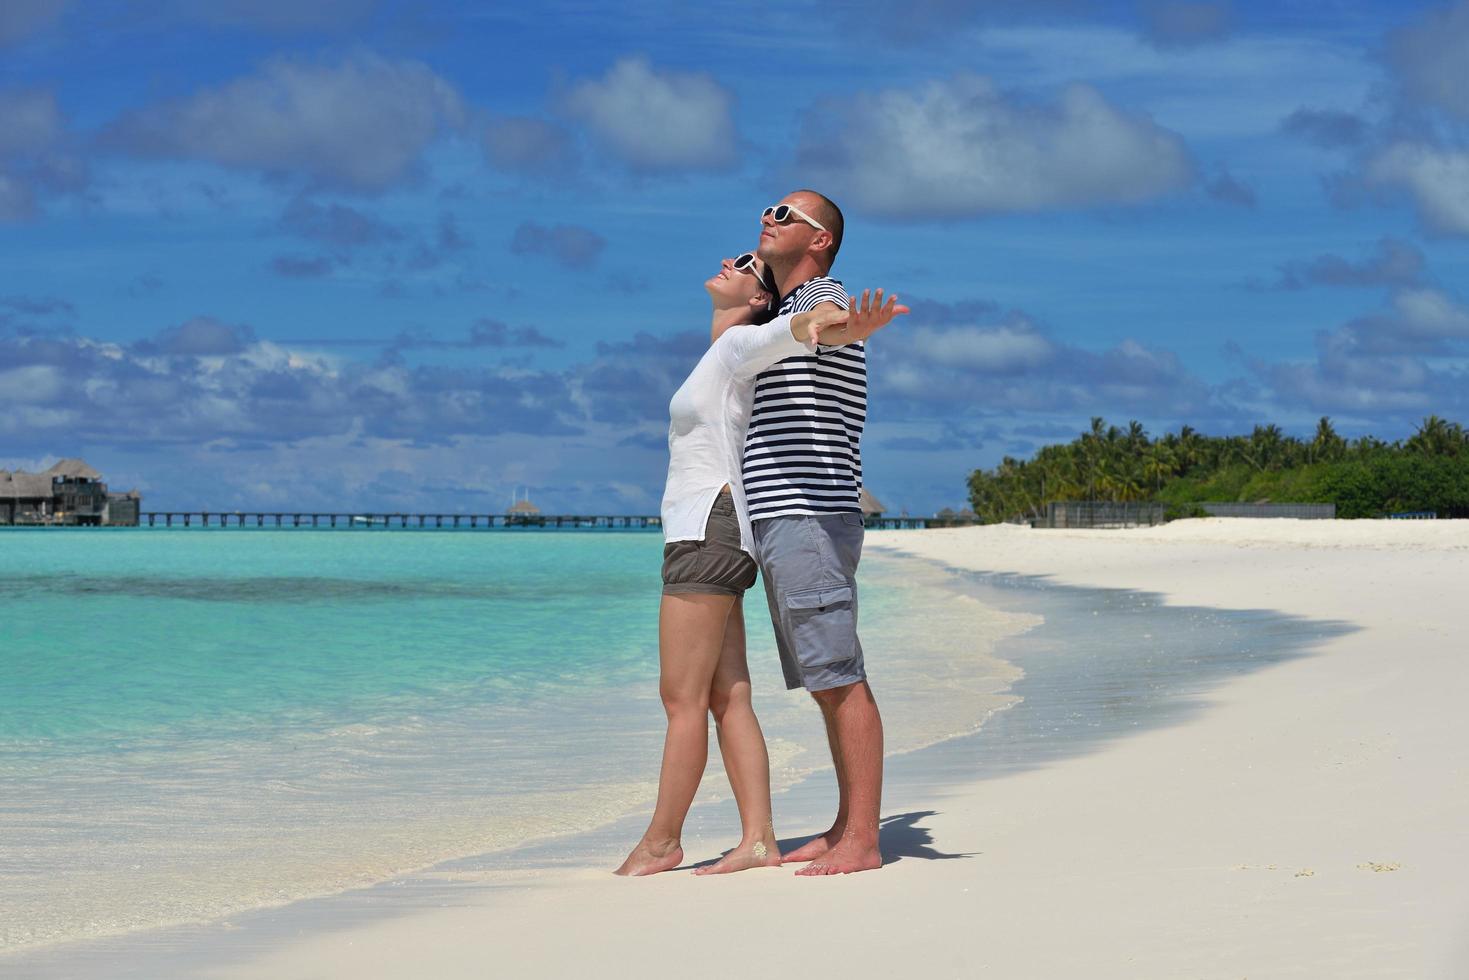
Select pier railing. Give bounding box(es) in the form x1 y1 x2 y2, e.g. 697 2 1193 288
124 512 936 530
138 512 661 529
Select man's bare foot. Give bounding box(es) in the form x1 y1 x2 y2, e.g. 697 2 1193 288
780 826 842 864
692 838 782 875
614 837 683 876
793 839 882 876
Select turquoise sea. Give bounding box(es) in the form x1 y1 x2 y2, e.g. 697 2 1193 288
0 529 1030 954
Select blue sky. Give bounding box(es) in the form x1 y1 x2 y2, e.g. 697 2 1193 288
3 0 1468 514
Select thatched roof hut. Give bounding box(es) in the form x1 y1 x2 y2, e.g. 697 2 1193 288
0 471 55 499
858 487 885 517
47 458 102 480
2 457 104 498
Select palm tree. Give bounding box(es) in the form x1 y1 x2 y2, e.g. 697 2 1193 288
1176 425 1199 472
1310 416 1345 464
1406 415 1463 457
1242 424 1285 471
1080 418 1107 498
1143 442 1175 494
1126 420 1148 454
1116 461 1145 502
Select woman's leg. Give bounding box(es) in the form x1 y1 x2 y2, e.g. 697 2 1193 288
694 599 782 874
614 591 735 876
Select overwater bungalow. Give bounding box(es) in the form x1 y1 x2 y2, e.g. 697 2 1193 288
0 459 141 526
859 487 886 518
507 495 543 526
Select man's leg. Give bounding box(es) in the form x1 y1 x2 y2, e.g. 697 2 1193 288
796 679 883 875
756 512 882 872
780 695 849 864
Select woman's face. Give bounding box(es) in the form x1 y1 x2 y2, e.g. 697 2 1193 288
704 254 771 311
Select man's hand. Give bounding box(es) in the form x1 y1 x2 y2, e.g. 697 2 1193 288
809 290 909 346
844 289 909 341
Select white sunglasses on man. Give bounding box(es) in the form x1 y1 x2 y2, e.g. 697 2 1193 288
761 203 826 232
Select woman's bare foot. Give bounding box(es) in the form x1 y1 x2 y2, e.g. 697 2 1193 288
692 836 782 875
614 837 684 876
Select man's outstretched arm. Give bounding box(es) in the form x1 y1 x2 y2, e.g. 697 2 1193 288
806 290 908 346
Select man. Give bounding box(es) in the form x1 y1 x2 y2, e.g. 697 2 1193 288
746 189 902 875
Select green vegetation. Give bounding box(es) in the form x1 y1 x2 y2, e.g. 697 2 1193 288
966 415 1469 523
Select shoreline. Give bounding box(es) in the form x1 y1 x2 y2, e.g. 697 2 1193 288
10 519 1468 978
2 546 1032 966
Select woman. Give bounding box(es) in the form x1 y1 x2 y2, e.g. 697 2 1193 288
615 253 902 876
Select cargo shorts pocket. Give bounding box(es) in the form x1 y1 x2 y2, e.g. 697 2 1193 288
784 585 856 669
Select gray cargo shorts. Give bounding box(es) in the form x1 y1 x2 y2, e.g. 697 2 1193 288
751 511 866 693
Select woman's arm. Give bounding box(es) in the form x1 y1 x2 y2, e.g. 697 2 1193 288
718 291 907 379
717 313 816 380
797 289 909 347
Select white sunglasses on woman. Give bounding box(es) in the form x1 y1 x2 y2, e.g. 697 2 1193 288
732 252 776 298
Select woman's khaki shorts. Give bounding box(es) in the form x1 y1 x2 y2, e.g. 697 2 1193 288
661 489 758 597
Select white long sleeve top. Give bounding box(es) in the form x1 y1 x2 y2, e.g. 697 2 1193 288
661 313 812 553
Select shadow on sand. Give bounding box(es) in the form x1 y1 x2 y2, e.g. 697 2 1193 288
688 810 972 871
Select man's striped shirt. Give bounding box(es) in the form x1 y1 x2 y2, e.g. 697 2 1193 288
742 276 865 521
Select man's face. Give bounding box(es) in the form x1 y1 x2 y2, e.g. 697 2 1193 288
756 191 823 266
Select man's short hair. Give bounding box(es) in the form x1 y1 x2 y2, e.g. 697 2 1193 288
797 189 844 266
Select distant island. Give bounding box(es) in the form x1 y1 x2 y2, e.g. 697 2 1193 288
967 415 1469 523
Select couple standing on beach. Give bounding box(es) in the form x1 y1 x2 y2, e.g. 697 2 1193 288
615 190 907 877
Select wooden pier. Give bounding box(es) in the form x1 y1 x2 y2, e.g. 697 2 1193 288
140 512 663 529
136 512 934 530
867 516 932 529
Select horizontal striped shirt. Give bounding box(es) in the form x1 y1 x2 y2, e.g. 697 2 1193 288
661 314 812 554
742 276 865 521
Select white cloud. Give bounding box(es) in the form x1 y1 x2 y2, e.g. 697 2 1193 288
0 364 64 402
789 74 1193 218
1393 287 1469 339
1248 280 1469 416
1364 142 1469 236
0 90 61 157
0 88 79 221
875 313 1216 417
979 27 1373 141
1387 0 1469 120
104 52 466 193
1140 1 1234 50
0 172 35 220
907 323 1055 373
559 57 737 173
1262 359 1434 413
176 0 378 33
0 0 67 45
1268 237 1424 290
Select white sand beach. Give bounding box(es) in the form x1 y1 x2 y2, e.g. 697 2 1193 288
13 519 1463 980
164 518 1469 980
